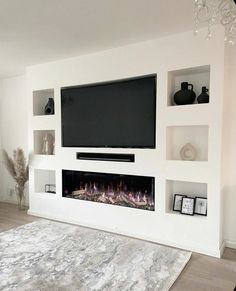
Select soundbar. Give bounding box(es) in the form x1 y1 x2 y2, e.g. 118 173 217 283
76 152 135 162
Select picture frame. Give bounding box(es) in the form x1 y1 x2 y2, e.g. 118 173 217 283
173 194 187 212
180 197 195 216
194 197 207 216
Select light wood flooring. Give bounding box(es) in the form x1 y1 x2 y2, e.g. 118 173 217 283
0 202 37 232
0 202 235 291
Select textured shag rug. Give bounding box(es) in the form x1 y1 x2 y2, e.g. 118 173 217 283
0 220 191 291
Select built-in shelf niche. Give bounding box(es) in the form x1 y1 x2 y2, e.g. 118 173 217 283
34 169 56 194
166 179 207 215
33 130 55 155
33 89 54 116
168 65 210 106
166 125 209 161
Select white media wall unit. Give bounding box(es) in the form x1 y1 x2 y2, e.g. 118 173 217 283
27 26 226 257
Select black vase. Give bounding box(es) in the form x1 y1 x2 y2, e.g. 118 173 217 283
197 87 209 104
174 82 196 105
44 98 54 115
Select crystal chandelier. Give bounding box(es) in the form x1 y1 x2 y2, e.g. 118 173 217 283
194 0 236 44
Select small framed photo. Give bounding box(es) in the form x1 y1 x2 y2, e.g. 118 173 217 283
194 197 207 216
181 197 195 216
173 194 187 212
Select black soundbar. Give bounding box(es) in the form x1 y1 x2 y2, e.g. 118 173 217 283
76 152 135 162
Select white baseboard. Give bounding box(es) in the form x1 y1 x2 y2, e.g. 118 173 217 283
0 198 18 205
225 240 236 249
28 209 222 258
0 198 29 207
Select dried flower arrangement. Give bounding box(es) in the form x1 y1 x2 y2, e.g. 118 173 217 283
2 148 28 210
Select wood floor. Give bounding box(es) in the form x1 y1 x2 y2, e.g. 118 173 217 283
0 202 236 291
0 202 37 232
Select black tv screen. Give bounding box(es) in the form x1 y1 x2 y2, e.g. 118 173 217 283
61 75 156 148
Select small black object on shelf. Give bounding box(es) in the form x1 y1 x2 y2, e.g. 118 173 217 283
197 86 209 104
44 98 54 115
173 82 196 105
45 184 56 194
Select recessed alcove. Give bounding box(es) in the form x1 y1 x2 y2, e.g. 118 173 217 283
33 130 55 155
166 179 207 215
166 125 209 161
168 65 210 106
34 169 56 194
33 89 54 116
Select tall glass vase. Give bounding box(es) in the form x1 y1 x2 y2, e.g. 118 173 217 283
15 184 26 211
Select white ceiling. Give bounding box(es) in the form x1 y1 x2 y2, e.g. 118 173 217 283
0 0 195 78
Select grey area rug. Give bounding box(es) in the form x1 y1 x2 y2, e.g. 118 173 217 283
0 220 191 291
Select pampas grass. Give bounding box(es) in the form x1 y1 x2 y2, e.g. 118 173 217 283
2 148 28 186
2 148 28 209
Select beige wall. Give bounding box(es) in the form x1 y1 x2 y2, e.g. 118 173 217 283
0 76 28 204
223 46 236 247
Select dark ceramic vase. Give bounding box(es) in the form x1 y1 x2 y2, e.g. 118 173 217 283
174 82 196 105
197 87 209 104
44 98 54 115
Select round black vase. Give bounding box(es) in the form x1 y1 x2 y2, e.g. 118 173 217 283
44 98 54 115
197 87 209 104
174 82 196 105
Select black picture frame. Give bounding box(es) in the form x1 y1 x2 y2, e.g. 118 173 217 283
45 184 56 194
180 197 195 216
194 197 207 216
173 194 187 212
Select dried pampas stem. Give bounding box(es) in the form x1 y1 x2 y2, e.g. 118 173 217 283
2 150 16 179
2 148 28 210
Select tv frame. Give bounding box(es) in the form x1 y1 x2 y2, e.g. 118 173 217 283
61 74 157 149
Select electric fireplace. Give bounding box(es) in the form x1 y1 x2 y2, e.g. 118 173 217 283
62 170 155 211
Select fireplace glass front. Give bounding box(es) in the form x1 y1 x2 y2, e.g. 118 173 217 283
62 170 155 211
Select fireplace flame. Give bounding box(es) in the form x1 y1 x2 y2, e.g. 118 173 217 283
65 178 154 211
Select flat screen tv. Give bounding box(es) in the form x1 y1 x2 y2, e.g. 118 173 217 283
61 75 156 148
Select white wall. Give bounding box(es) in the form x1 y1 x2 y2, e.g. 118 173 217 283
26 27 226 257
223 46 236 247
0 75 28 204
